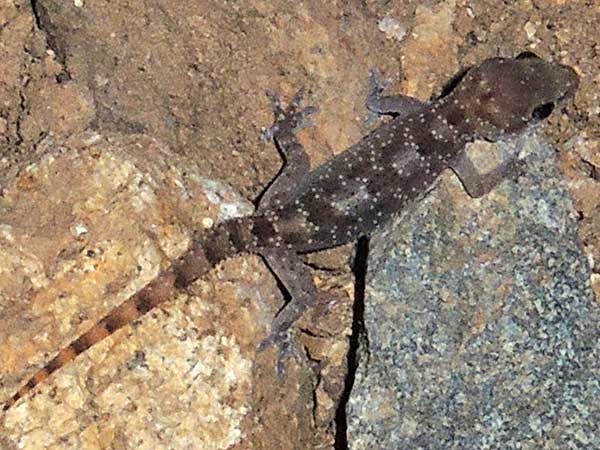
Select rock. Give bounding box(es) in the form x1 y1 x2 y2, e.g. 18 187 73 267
0 132 281 449
348 134 600 450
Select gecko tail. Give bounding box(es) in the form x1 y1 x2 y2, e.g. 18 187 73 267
3 216 263 412
3 270 177 412
172 215 269 287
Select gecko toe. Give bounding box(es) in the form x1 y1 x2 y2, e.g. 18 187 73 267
265 89 285 117
294 105 319 130
290 87 306 108
368 68 391 96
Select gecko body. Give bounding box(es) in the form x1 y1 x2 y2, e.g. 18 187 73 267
3 53 578 411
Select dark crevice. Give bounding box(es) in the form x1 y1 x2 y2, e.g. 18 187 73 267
334 236 369 449
303 261 346 273
31 0 44 30
14 89 27 146
298 327 333 339
307 343 323 424
580 158 600 181
29 0 42 30
30 0 72 82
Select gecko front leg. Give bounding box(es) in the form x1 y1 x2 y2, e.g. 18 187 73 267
450 151 526 198
254 90 322 366
366 69 427 118
259 89 316 212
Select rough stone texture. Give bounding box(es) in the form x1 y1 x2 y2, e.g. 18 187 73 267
559 134 600 300
347 135 600 449
400 0 460 99
0 132 331 449
0 133 274 449
1 0 599 448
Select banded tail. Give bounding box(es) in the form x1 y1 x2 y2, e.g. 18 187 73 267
3 216 265 411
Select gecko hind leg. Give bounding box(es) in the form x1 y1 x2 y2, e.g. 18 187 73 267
259 89 317 212
365 69 427 122
258 248 319 373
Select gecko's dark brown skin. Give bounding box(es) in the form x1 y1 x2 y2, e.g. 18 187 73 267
3 54 578 411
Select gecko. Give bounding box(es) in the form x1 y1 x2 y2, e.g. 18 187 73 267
2 53 578 411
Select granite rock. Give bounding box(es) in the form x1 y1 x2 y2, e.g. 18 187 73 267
348 134 600 450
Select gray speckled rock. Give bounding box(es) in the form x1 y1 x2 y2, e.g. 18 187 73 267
347 135 600 450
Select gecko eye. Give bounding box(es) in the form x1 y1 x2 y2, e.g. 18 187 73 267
516 51 540 60
532 102 555 120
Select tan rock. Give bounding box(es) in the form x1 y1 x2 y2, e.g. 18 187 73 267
0 133 279 449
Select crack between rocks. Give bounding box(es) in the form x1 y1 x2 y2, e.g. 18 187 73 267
30 0 71 83
580 157 599 181
14 88 26 146
334 236 369 449
29 0 42 30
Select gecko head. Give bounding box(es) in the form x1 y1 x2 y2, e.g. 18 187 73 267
447 53 579 141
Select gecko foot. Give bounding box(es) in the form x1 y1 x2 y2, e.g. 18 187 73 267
367 69 392 102
258 329 305 376
262 88 318 141
365 68 392 126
